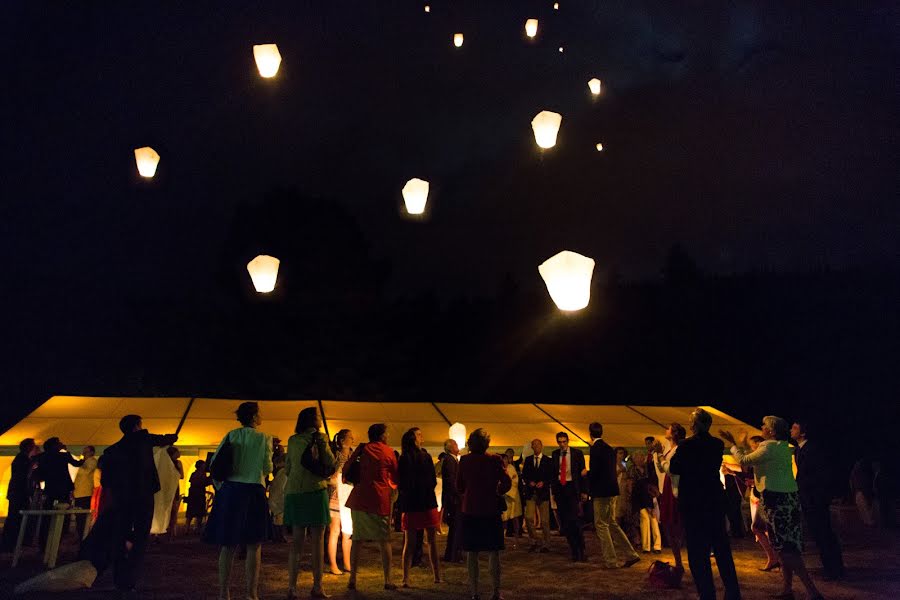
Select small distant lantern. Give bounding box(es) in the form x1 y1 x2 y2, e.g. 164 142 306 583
596 143 604 151
531 110 562 149
402 178 430 215
538 250 596 311
450 422 467 449
558 46 564 53
134 147 160 178
424 5 430 12
553 2 560 9
454 33 464 47
525 19 538 38
247 255 280 293
588 78 601 95
253 43 282 78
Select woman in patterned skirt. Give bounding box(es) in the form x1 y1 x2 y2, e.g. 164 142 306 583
724 416 824 600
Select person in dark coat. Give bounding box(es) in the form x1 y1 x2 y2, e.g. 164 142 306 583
440 438 463 563
397 428 442 586
80 415 177 593
588 422 640 568
669 409 741 600
1 438 39 551
791 420 845 580
521 438 554 552
550 431 589 562
34 437 84 549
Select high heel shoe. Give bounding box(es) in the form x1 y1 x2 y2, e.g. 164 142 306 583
759 562 781 572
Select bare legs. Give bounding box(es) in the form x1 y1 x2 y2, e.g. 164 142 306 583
779 550 822 598
467 551 501 598
402 531 414 586
401 528 442 586
218 543 261 600
288 526 327 596
663 523 684 569
349 539 394 589
327 512 350 574
751 515 779 569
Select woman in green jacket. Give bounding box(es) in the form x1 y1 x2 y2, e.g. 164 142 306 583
284 407 335 599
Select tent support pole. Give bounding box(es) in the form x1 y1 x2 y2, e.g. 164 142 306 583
532 404 589 445
624 405 667 429
317 399 330 441
430 403 451 426
175 397 196 437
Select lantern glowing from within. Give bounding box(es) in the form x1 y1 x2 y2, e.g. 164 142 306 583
553 2 560 9
531 110 562 149
424 5 430 12
247 255 280 293
449 422 467 450
588 78 601 96
596 143 604 151
453 33 464 47
538 250 596 311
253 44 282 78
558 46 564 53
525 19 538 38
133 147 160 178
401 178 430 215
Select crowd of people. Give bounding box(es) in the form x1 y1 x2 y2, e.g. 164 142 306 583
4 404 892 600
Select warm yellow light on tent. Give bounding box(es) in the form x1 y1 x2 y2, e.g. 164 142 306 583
401 178 429 215
538 250 596 311
247 255 280 293
450 422 467 449
453 33 464 47
525 19 538 38
253 44 282 78
588 78 601 95
424 5 430 12
133 147 160 178
531 110 562 149
596 143 604 151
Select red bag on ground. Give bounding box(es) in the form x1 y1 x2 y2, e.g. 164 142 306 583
648 560 684 589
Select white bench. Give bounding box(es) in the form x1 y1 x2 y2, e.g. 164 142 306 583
11 507 93 569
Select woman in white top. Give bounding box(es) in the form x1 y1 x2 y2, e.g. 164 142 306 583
722 416 823 600
204 402 273 600
653 422 686 571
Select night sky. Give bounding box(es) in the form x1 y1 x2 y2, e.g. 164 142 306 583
1 2 898 428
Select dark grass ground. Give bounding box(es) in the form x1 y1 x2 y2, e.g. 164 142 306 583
2 515 898 600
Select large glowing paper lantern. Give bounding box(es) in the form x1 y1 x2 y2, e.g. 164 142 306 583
453 33 464 47
538 250 595 311
596 143 604 151
253 44 282 78
525 19 538 38
450 422 467 449
424 5 430 12
588 78 601 95
553 2 560 9
247 255 280 293
401 178 429 215
531 110 562 149
134 147 160 178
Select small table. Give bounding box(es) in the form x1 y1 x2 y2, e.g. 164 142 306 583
11 508 93 569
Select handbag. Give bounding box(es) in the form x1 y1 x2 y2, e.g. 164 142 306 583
210 436 234 482
345 443 365 485
301 434 336 479
648 560 684 589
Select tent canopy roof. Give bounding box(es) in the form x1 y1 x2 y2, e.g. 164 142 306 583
0 396 758 450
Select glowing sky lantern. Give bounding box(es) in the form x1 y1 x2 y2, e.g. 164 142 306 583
402 178 430 215
553 2 560 9
525 19 538 38
134 147 160 178
453 33 464 47
531 110 562 149
253 44 282 78
538 250 596 311
450 422 467 449
588 78 602 95
558 46 564 53
247 255 280 293
424 5 430 12
596 143 604 151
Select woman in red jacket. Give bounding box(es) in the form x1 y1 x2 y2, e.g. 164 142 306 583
457 428 512 600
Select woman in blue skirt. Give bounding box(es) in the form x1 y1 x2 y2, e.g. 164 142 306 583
204 402 273 600
284 407 335 599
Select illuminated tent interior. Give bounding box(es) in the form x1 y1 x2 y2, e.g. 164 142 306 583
0 396 757 517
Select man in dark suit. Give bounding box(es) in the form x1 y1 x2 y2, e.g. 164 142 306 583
34 437 84 549
441 438 463 562
551 432 588 561
80 414 177 594
521 438 554 553
1 438 38 551
588 422 641 568
792 420 844 580
669 409 741 600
